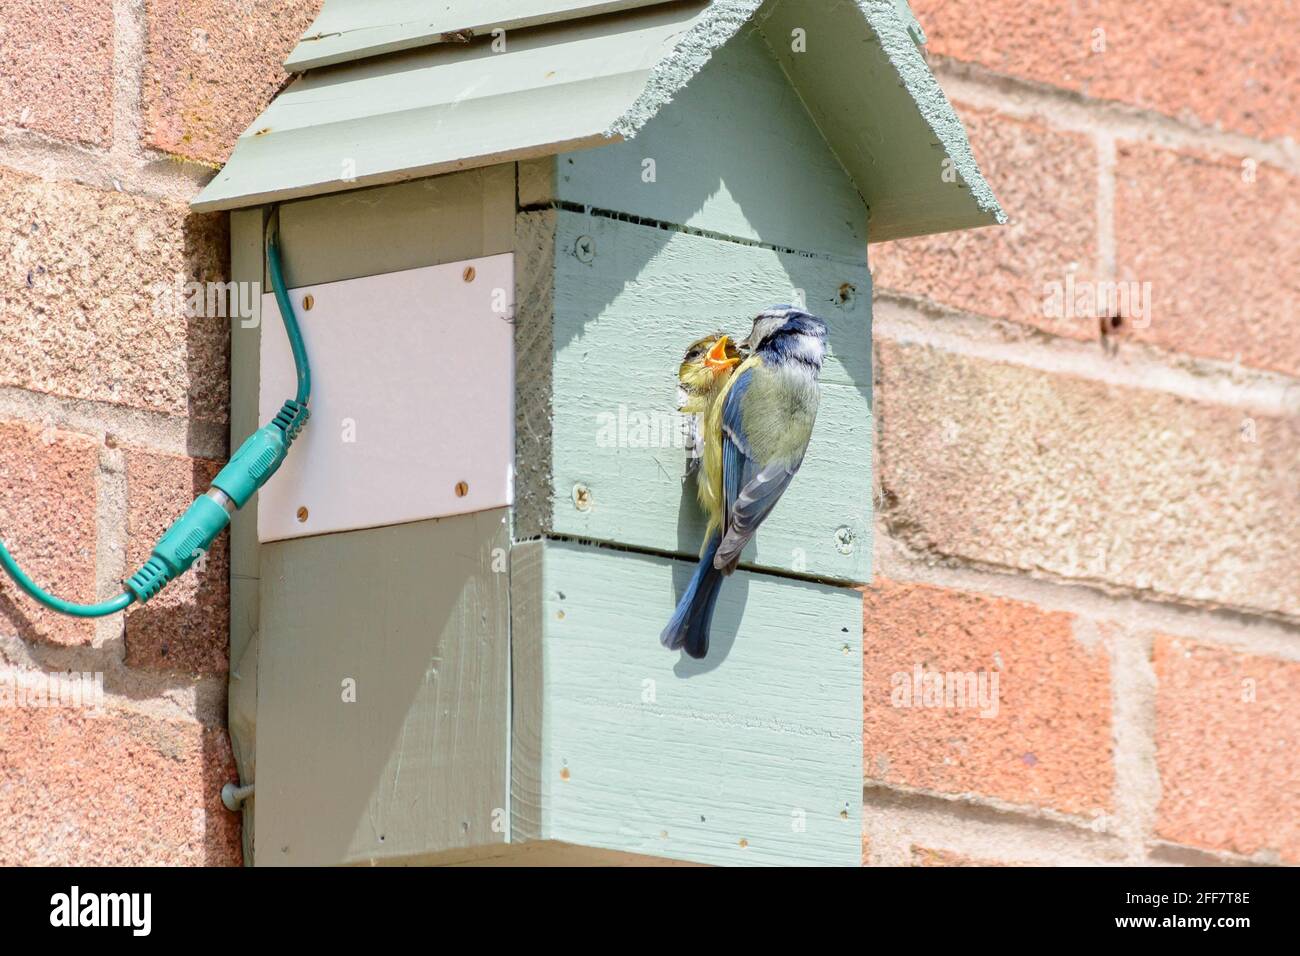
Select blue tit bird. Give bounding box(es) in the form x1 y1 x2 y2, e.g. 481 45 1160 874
660 306 827 659
676 332 741 490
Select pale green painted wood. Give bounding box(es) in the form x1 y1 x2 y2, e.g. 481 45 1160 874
515 208 873 583
549 31 868 259
511 539 863 866
509 540 547 843
370 841 705 866
228 207 265 866
285 0 682 71
257 510 511 866
237 170 516 865
193 4 711 213
275 167 515 288
758 0 1004 241
195 0 1002 246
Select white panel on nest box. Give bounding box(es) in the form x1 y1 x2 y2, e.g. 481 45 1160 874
257 253 514 543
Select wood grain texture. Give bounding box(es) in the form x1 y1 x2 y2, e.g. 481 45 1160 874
551 31 869 259
200 0 1000 244
275 167 515 288
285 0 687 71
228 207 265 866
509 540 547 843
257 510 511 866
517 157 556 209
194 5 711 212
757 0 1004 241
358 840 704 866
241 169 517 865
510 539 863 866
515 208 873 583
514 211 557 543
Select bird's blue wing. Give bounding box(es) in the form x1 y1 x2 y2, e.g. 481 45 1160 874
715 369 801 575
719 371 754 526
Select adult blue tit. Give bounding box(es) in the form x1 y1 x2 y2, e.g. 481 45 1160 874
660 306 827 659
676 333 741 493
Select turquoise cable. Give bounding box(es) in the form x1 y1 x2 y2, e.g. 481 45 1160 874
267 233 310 405
0 544 134 617
0 221 311 616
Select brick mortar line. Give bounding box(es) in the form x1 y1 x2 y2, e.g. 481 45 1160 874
110 0 146 162
874 526 1300 663
861 792 1262 867
861 793 1129 866
93 444 129 657
0 386 229 461
872 295 1300 418
1108 628 1161 862
0 643 228 726
1148 840 1277 867
1096 130 1117 281
0 128 214 205
931 56 1300 174
860 780 1123 856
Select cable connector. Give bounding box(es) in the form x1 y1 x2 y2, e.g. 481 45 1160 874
1 220 311 618
125 491 233 603
212 400 309 509
125 400 309 605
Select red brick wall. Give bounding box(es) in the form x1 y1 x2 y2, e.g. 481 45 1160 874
0 1 1294 868
865 0 1299 865
0 0 321 866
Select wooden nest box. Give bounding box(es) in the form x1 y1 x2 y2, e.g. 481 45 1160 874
195 0 1002 867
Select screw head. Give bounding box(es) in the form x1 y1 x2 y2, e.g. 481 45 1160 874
455 481 469 497
574 235 595 263
462 266 476 283
833 525 855 555
572 483 592 511
296 506 309 523
302 294 315 311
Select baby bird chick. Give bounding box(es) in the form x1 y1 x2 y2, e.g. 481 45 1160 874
677 333 741 496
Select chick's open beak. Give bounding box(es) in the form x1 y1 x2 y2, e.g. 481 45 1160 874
705 335 740 372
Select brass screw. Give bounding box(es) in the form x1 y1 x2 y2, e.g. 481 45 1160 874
455 481 469 497
572 483 592 511
296 506 309 523
302 294 315 311
462 266 476 283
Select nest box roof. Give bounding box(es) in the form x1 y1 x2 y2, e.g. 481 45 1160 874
192 0 1004 242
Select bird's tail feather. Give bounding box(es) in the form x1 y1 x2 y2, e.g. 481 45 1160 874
660 533 724 659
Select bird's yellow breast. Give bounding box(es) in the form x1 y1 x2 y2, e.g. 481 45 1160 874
698 355 762 532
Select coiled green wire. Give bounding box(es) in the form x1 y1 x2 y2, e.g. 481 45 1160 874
0 218 309 618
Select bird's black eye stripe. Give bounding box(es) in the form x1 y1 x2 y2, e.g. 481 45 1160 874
761 326 801 347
